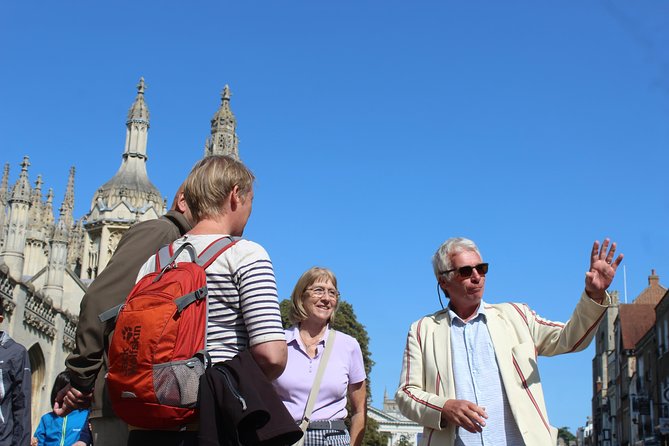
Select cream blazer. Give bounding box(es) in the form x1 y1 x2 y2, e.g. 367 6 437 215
395 293 608 446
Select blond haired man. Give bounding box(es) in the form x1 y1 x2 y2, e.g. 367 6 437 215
130 155 287 446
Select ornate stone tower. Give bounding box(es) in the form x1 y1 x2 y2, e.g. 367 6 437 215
23 175 52 277
42 167 76 305
0 164 10 251
1 157 32 279
204 85 239 159
80 78 165 280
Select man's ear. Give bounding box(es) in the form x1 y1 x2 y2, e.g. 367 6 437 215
175 192 188 214
229 185 241 210
438 276 450 298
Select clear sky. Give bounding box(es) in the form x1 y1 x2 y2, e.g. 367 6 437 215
2 0 668 434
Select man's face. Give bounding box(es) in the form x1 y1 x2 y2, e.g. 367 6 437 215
439 250 486 311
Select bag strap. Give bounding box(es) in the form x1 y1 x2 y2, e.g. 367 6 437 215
156 242 197 271
298 329 337 431
197 236 241 269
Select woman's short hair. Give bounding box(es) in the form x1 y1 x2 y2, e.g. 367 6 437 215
50 370 71 407
432 237 481 281
183 155 255 222
288 267 339 325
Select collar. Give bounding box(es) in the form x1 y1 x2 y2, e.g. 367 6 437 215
448 301 488 324
0 331 10 347
286 324 332 348
163 209 193 235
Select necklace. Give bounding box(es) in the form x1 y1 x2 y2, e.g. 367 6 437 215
299 328 325 350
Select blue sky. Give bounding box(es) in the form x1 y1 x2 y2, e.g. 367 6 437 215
2 0 668 433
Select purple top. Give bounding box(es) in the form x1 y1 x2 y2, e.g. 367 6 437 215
272 326 366 422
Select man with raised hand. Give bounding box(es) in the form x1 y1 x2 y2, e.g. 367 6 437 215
396 237 622 445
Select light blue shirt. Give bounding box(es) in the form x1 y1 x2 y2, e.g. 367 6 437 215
449 302 524 446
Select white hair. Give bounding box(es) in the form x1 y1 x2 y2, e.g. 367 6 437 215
432 237 481 281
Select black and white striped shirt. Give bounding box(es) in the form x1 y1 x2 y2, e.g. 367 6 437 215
137 234 286 364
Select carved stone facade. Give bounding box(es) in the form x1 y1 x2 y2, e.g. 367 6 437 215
0 79 241 429
0 264 77 430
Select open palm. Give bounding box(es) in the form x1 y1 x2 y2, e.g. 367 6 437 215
585 239 623 301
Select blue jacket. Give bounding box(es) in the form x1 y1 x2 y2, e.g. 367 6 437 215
33 409 88 446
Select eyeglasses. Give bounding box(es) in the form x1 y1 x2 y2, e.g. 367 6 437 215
441 263 489 278
306 286 340 299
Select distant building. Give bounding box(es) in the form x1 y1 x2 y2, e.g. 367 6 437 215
368 391 423 446
655 285 669 445
591 270 667 446
591 290 620 445
0 79 240 428
577 416 593 446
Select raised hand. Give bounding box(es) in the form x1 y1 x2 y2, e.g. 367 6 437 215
585 238 623 303
441 399 488 433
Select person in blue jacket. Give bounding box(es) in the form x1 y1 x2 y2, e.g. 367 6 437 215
33 372 88 446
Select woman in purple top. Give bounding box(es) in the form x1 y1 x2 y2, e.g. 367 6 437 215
273 267 367 446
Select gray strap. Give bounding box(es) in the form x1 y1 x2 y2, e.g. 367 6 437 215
157 242 198 271
298 329 337 430
196 236 241 268
156 245 172 270
173 286 208 313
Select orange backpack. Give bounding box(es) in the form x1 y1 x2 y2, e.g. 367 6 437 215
103 236 239 429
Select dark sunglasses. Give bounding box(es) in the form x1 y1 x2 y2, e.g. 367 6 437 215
441 263 489 278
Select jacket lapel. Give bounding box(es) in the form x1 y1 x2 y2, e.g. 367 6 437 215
432 311 455 399
485 305 514 371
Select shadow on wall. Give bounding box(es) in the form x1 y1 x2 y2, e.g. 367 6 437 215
28 343 45 432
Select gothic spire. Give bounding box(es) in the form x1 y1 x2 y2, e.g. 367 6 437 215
59 166 75 228
10 156 32 203
204 84 239 159
43 187 55 229
90 78 162 222
0 163 9 236
127 77 150 127
27 174 44 230
0 163 9 205
32 175 43 204
2 156 32 278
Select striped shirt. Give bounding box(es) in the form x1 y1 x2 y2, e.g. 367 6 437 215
137 234 286 363
449 302 524 446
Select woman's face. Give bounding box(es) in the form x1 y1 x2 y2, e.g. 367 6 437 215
302 279 338 325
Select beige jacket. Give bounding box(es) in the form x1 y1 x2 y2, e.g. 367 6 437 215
395 293 609 446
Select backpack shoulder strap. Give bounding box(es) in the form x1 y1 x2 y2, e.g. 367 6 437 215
156 242 198 270
197 236 242 269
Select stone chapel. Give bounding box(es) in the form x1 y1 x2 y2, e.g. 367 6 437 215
0 78 240 427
